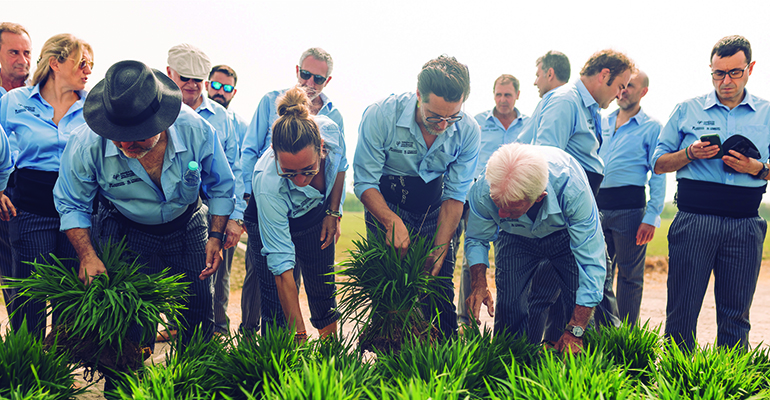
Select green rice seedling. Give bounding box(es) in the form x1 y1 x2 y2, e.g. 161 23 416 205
372 373 470 400
0 323 85 400
262 357 378 400
583 319 662 381
5 238 189 381
213 325 305 399
488 347 642 399
110 366 214 400
654 341 769 399
748 346 770 391
335 228 448 354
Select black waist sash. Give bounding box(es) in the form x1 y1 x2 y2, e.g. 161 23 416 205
596 186 646 210
14 168 59 218
101 194 202 236
379 175 443 215
676 178 765 218
244 193 328 231
584 170 604 199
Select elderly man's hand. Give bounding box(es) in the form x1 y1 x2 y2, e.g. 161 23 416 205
79 256 107 285
200 238 223 280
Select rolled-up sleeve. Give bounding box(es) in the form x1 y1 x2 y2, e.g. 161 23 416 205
464 181 499 267
54 129 99 230
644 122 666 227
200 128 236 217
0 125 12 191
353 103 388 199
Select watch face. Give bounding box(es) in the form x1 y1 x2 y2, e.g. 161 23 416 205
571 325 584 337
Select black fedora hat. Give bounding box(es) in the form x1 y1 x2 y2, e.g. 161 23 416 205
84 60 182 142
722 134 761 173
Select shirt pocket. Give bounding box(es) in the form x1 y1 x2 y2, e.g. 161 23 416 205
426 148 457 172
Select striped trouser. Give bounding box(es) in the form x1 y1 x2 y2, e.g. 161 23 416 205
245 220 338 336
94 204 214 346
238 245 262 333
601 208 647 325
8 209 78 337
0 214 15 321
665 211 766 351
495 229 579 340
365 204 458 339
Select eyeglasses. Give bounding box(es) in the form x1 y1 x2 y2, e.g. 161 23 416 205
299 69 328 85
425 114 463 123
78 59 94 70
274 157 320 179
210 81 234 93
179 76 203 83
711 64 751 81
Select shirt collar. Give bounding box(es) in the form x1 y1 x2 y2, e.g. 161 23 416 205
487 107 523 122
704 89 757 112
396 92 459 138
609 107 648 127
104 121 186 158
575 79 599 111
195 95 216 115
28 83 88 108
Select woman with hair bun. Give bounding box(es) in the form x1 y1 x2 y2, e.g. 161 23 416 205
244 86 345 339
0 33 92 337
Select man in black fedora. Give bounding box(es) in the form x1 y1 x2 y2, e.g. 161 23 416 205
53 60 236 344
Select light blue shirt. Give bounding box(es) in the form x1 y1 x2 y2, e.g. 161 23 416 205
0 125 13 191
464 146 606 307
525 80 604 175
194 96 245 220
55 106 236 230
0 84 87 171
517 88 558 145
653 90 770 187
353 92 481 203
253 116 347 276
229 110 249 147
241 89 344 194
600 108 666 227
473 108 529 178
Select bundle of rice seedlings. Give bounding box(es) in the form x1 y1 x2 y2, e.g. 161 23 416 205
262 357 378 400
213 326 305 399
654 341 770 399
5 238 189 381
0 323 84 400
335 228 446 354
488 348 642 399
583 320 661 381
374 374 470 400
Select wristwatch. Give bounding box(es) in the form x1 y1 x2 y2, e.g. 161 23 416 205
232 219 245 227
565 324 585 338
754 163 770 180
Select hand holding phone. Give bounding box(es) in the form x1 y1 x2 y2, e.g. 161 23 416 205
700 134 723 159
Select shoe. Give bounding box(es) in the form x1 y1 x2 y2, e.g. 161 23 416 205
156 329 177 342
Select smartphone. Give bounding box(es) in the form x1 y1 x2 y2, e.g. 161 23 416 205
700 133 723 159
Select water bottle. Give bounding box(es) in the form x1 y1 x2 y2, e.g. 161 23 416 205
184 161 200 187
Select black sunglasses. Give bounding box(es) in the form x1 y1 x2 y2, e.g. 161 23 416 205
210 81 234 93
299 69 328 85
179 76 203 83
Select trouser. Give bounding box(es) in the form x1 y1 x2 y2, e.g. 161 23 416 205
665 211 765 351
495 230 579 340
8 209 77 337
94 203 214 347
0 215 15 320
212 246 235 333
245 220 338 336
365 203 458 339
451 207 472 325
238 242 263 334
601 208 647 325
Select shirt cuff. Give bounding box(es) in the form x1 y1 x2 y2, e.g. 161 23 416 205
353 183 378 200
642 213 661 228
208 197 236 217
59 211 93 231
267 253 294 276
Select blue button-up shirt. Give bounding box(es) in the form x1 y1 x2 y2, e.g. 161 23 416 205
464 146 606 307
241 89 344 194
600 108 665 227
473 108 529 178
253 116 347 276
194 95 245 220
0 84 87 171
353 92 480 203
0 125 13 191
55 106 236 230
653 90 770 187
525 80 604 175
516 88 558 145
229 110 249 147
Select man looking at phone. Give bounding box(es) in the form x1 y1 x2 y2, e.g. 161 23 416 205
653 35 770 351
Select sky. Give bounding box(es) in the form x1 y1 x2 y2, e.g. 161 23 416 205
6 0 770 202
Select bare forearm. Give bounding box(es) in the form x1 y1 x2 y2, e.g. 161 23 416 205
328 172 345 212
360 188 400 228
469 263 487 289
654 149 690 174
64 228 98 262
275 269 305 332
433 199 464 251
209 214 228 233
568 305 595 329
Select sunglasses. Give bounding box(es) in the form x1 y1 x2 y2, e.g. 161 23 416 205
299 69 328 85
78 59 94 70
274 157 320 179
179 76 203 83
210 81 234 93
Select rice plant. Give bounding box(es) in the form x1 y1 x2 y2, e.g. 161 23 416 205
4 238 189 380
488 346 643 399
334 228 448 353
654 340 770 399
262 357 378 400
0 323 84 400
374 374 470 400
583 319 662 381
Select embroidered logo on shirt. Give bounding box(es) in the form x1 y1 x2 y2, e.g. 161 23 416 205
109 170 141 188
14 106 39 118
693 120 720 131
389 140 418 155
